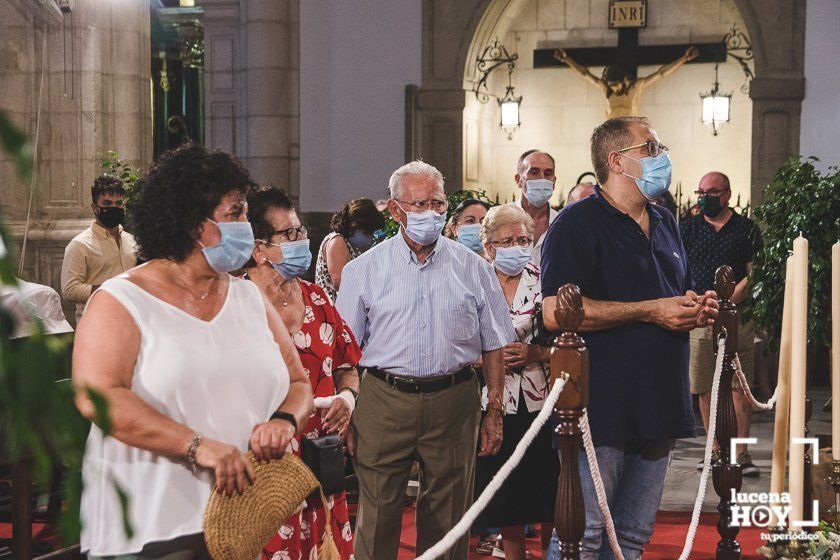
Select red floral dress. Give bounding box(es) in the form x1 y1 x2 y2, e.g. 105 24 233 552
262 280 361 560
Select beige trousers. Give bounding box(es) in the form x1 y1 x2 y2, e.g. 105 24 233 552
351 372 481 560
689 319 755 395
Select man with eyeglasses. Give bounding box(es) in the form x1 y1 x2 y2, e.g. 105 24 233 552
680 171 763 477
61 175 137 324
336 160 514 560
540 117 719 560
515 149 559 265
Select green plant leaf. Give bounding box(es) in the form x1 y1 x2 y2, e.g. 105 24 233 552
113 479 135 540
86 386 112 436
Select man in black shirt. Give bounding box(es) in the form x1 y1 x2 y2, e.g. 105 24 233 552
680 171 763 476
541 117 718 560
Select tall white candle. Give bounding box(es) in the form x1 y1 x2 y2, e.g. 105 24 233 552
833 242 840 460
769 256 795 526
788 235 809 526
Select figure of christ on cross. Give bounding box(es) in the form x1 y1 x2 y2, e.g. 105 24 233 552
554 45 699 119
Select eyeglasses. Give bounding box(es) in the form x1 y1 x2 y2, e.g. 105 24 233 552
396 199 449 213
617 141 669 158
491 236 532 248
694 188 730 197
268 225 307 242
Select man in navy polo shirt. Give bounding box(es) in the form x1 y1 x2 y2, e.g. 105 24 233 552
542 117 719 560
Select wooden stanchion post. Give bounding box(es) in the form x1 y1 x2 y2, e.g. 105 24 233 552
551 284 589 560
713 265 742 560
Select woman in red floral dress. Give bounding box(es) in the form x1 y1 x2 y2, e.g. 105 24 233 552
244 186 361 560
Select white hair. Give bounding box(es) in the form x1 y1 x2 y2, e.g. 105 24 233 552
388 160 445 199
480 203 534 244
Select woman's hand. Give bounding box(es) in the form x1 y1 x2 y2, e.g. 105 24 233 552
194 438 255 496
322 391 353 439
249 419 296 462
503 342 546 368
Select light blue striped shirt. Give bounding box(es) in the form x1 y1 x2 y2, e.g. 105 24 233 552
335 233 515 378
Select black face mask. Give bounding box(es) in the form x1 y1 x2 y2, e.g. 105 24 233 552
95 205 125 228
697 195 724 218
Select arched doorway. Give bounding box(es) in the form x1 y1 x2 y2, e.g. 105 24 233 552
414 0 805 205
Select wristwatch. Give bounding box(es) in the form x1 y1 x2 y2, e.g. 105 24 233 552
486 398 506 415
270 410 298 431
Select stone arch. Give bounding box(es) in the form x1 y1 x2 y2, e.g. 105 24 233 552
416 0 805 203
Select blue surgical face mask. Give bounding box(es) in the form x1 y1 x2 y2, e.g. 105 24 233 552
620 152 672 200
265 239 312 280
493 246 532 277
457 223 484 253
200 219 255 273
348 230 374 251
397 204 446 246
523 178 555 207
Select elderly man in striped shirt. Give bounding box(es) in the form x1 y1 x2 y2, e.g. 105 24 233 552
336 160 515 560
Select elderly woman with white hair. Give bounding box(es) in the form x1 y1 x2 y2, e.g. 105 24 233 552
472 203 560 560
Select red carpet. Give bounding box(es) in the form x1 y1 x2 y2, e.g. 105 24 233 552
0 507 764 559
395 505 765 559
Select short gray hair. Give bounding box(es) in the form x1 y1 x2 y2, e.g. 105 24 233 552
388 160 445 199
480 203 534 244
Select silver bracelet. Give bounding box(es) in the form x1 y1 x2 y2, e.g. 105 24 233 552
185 433 203 470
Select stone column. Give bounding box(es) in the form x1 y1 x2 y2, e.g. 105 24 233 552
0 0 151 304
734 0 806 205
202 0 300 203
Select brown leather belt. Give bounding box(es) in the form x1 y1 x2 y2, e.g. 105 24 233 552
366 366 474 393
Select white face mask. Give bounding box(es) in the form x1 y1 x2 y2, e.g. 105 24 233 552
397 203 446 246
493 246 532 276
524 178 555 207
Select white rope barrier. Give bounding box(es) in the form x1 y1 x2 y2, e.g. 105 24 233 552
414 374 568 560
580 410 624 560
677 332 728 560
415 332 740 560
734 354 778 411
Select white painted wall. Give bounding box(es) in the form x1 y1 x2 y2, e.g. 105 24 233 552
799 0 840 172
466 0 753 209
299 0 422 212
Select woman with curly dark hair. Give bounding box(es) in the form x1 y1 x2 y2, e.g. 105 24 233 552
314 198 385 301
72 142 314 559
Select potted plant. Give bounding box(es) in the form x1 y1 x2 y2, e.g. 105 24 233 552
746 157 840 383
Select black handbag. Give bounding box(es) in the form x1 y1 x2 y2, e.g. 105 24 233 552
300 434 345 497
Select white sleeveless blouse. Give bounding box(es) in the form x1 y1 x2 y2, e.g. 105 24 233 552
80 275 290 556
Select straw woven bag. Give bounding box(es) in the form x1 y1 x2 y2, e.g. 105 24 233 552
203 452 322 560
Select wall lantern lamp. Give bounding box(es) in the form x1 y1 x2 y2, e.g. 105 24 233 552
700 63 731 136
473 39 521 140
699 24 754 137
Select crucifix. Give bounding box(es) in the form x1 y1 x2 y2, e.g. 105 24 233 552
533 1 726 119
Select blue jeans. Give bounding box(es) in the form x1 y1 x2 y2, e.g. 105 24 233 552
548 440 673 560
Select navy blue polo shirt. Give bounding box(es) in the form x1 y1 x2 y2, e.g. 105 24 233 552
541 186 696 447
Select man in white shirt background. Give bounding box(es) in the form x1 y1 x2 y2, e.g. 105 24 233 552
514 150 559 265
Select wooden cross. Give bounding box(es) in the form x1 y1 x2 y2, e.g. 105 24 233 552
534 21 727 118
